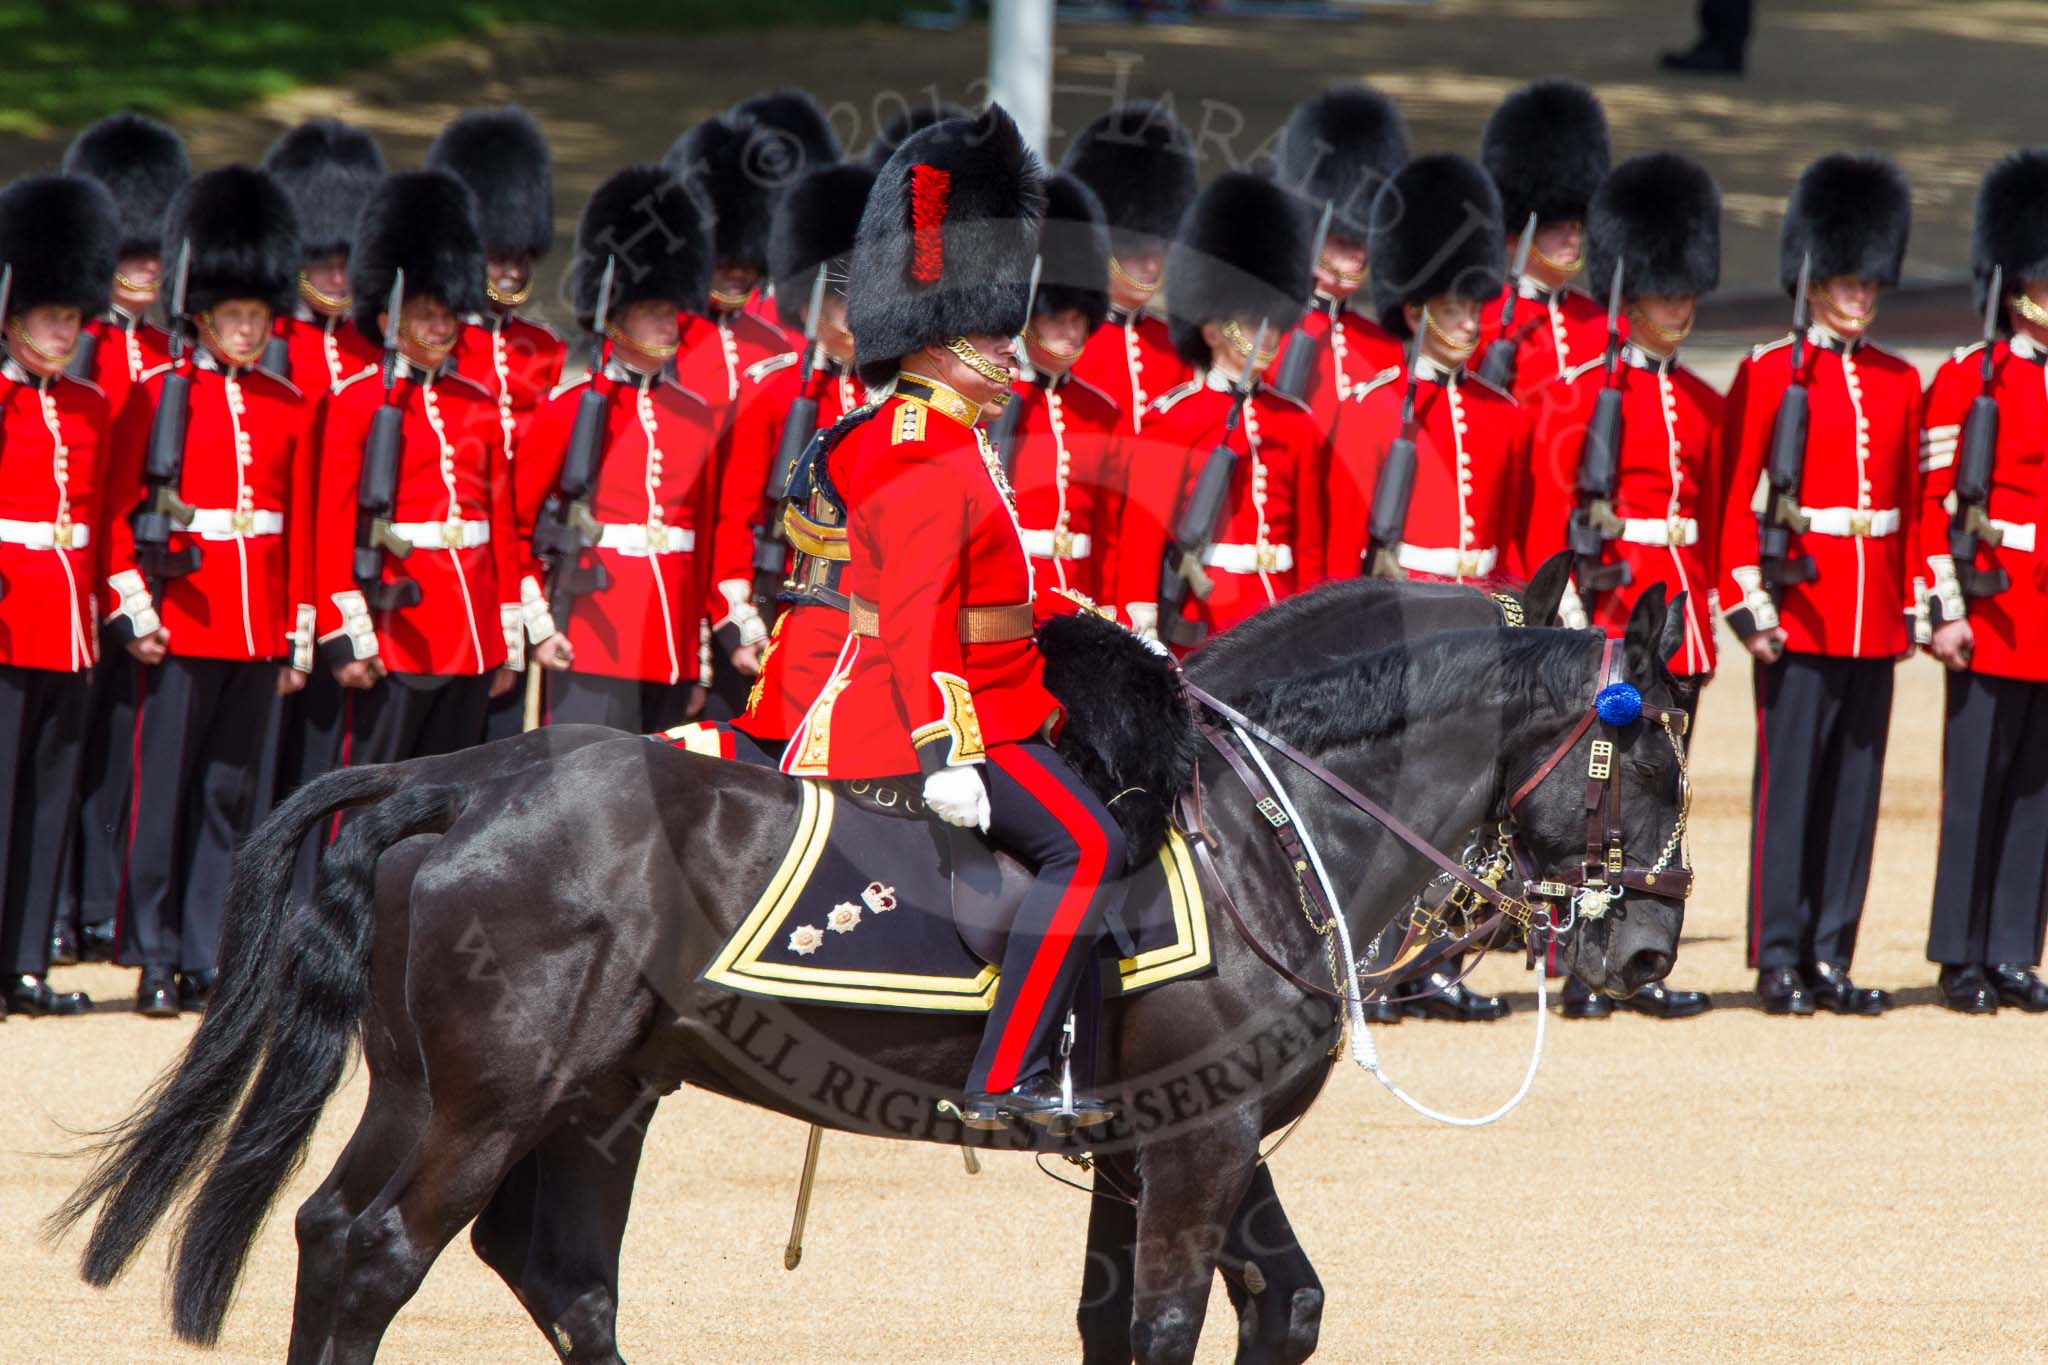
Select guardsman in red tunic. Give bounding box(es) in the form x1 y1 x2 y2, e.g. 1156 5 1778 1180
1524 152 1723 1022
1472 81 1613 412
55 113 187 969
313 172 520 765
1329 155 1521 596
1110 172 1317 645
1060 103 1198 440
1264 84 1410 586
721 162 875 750
1323 154 1518 1024
103 167 311 1018
514 167 718 732
1718 155 1921 1016
794 108 1124 1128
260 120 385 399
995 172 1125 605
429 107 569 742
1917 150 2048 1014
0 177 119 1015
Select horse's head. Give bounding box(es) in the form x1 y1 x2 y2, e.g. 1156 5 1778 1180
1509 587 1693 998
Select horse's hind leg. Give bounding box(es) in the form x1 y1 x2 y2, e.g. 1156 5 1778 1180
1130 1119 1261 1365
1219 1165 1323 1365
286 1076 428 1364
1077 1161 1140 1365
470 1084 660 1364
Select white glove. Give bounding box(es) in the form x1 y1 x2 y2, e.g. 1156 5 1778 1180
923 764 990 831
1125 602 1160 644
1558 580 1592 633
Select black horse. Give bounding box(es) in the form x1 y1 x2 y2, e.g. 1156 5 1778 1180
58 579 1693 1365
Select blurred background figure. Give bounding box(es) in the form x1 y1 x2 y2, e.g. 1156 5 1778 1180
1662 0 1751 75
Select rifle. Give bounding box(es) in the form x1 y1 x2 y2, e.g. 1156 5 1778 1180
749 263 833 618
1948 263 2008 601
989 254 1043 482
1756 253 1817 588
1565 261 1631 597
352 269 423 611
67 296 100 381
1477 213 1538 390
1267 200 1336 403
531 256 619 629
1157 318 1270 647
130 242 199 602
1362 321 1426 579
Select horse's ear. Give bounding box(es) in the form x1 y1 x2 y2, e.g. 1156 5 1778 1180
1523 552 1572 628
1623 583 1670 680
1656 591 1689 668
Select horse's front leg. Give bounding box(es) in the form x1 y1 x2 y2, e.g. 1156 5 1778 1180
1130 1113 1261 1365
1219 1164 1324 1365
1077 1158 1141 1364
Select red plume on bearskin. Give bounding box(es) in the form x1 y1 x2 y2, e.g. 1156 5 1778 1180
910 165 952 284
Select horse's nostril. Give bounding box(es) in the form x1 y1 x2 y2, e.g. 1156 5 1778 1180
1623 950 1674 992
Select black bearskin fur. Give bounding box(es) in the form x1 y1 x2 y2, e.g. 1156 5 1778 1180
1036 172 1111 332
1480 79 1610 229
424 106 554 260
769 163 876 329
348 171 486 345
571 165 712 329
1971 148 2048 327
164 166 300 317
665 115 774 271
1166 171 1312 366
0 176 118 319
1778 152 1911 294
1366 153 1506 336
1058 101 1198 254
865 102 970 170
1587 152 1720 304
734 88 844 182
262 119 385 260
62 113 189 258
1274 83 1409 237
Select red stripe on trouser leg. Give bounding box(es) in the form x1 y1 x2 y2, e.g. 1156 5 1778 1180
982 745 1111 1092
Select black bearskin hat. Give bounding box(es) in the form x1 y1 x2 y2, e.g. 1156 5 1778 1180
768 163 875 330
665 112 783 272
163 166 300 318
62 113 189 260
1586 152 1721 304
1480 80 1609 230
1165 172 1311 367
424 106 554 261
262 118 386 260
348 171 487 345
1036 172 1111 333
1059 101 1198 255
1973 148 2048 329
0 176 118 320
734 88 844 182
1274 84 1409 238
865 102 970 170
570 166 712 331
1778 153 1911 295
847 104 1043 387
1367 153 1506 337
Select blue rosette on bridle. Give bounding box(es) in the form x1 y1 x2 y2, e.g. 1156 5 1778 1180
1594 682 1642 726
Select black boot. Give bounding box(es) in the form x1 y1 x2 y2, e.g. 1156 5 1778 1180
1659 42 1744 74
1560 975 1613 1019
7 974 90 1016
136 966 179 1019
1938 964 1999 1014
178 969 218 1011
1399 969 1509 1022
1809 962 1890 1015
1988 965 2048 1012
1757 967 1812 1016
47 926 78 967
1618 980 1712 1019
78 920 117 963
958 1073 1114 1135
1362 993 1403 1025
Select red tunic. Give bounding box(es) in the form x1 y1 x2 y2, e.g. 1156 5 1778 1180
1474 282 1612 408
1524 348 1727 676
1070 310 1190 439
515 364 718 685
1717 330 1923 659
312 361 519 676
710 351 864 643
102 357 313 664
271 311 381 400
782 377 1067 779
451 310 569 467
676 308 793 437
1326 357 1523 587
1002 369 1124 605
0 364 112 673
1110 373 1318 640
1917 337 2048 681
79 310 174 426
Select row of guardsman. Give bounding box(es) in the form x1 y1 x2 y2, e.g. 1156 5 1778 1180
0 78 2038 1023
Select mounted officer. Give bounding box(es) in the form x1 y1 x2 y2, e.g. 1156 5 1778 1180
790 105 1126 1130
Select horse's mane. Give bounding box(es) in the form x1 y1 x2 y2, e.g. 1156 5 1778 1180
1186 577 1478 688
1233 626 1600 753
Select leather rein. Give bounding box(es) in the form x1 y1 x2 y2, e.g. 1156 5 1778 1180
1176 636 1694 1003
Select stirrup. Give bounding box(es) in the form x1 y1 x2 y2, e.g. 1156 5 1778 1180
937 1096 1013 1132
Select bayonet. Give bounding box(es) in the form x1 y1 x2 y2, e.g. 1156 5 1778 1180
1478 212 1540 388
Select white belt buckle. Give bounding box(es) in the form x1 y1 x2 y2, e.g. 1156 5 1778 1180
1256 543 1279 573
646 521 672 554
1458 550 1481 577
51 520 75 550
232 509 256 535
441 518 466 550
1849 509 1873 538
1666 519 1687 547
1052 528 1075 560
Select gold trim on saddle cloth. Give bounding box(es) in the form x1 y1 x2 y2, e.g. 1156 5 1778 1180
699 783 1212 1011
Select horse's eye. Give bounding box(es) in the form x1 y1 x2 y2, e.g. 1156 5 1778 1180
1628 758 1661 780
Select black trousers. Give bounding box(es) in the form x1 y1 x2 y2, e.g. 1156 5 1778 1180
121 658 282 972
967 741 1128 1093
66 638 139 937
1747 654 1893 972
548 672 694 734
347 672 495 767
1698 0 1752 51
0 664 91 975
278 666 351 905
481 673 525 744
1928 671 2048 969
